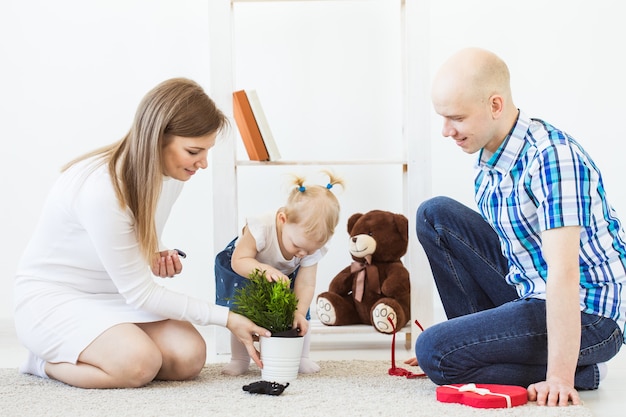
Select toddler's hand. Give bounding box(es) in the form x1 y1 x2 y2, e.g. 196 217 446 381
264 268 290 283
294 312 309 336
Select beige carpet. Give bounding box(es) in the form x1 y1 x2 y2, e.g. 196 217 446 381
0 360 593 417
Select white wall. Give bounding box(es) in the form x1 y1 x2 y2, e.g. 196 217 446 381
427 0 626 213
0 0 215 318
229 0 405 310
2 0 626 321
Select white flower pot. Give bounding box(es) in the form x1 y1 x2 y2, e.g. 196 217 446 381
259 335 304 384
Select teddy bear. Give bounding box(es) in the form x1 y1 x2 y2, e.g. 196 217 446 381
316 210 411 334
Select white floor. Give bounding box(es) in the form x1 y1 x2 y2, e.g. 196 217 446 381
2 320 624 414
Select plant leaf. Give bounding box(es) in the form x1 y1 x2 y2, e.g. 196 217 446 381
231 268 299 334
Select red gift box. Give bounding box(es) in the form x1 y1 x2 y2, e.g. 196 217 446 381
436 383 528 408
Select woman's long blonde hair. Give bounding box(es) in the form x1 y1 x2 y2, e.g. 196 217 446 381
62 78 227 262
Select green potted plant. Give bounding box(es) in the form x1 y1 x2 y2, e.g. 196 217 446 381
232 268 299 336
231 268 304 383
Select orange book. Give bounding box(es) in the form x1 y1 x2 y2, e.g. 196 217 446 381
246 89 281 161
232 90 269 161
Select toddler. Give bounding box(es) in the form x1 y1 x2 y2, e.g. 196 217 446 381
215 171 343 375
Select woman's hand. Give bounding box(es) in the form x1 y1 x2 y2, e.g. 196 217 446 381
227 312 271 368
151 250 184 278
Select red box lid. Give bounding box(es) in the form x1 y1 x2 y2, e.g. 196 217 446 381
436 383 528 408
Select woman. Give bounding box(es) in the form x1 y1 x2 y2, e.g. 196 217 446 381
14 78 270 389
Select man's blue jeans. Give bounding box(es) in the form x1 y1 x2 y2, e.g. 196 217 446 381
414 196 623 390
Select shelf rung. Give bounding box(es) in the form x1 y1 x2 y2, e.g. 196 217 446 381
236 160 407 166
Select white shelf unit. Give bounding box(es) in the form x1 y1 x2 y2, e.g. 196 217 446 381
208 0 433 352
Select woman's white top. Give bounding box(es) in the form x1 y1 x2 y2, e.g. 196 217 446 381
14 158 228 363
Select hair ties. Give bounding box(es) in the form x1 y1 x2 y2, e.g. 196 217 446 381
298 186 306 192
326 183 333 189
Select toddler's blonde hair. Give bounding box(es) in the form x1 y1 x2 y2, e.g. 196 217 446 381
280 170 344 245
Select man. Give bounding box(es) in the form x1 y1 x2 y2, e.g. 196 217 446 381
413 47 625 406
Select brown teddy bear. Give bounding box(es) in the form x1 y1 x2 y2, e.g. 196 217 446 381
316 210 411 333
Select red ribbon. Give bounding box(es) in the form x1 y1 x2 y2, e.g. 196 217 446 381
350 255 380 302
388 318 426 379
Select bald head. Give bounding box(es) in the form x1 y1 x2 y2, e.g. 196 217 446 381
431 48 519 154
432 47 512 107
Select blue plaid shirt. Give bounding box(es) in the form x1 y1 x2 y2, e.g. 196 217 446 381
475 111 626 342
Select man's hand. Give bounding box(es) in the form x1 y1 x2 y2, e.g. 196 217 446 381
404 357 419 367
527 377 581 406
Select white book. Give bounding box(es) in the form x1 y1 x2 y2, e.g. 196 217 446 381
245 89 281 161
